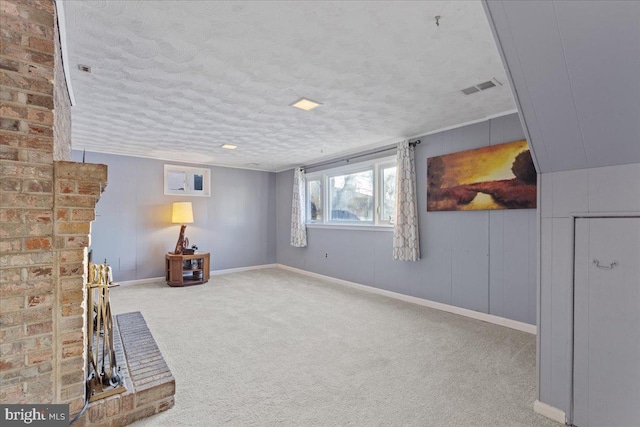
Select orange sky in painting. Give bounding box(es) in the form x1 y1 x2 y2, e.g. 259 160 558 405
438 140 529 187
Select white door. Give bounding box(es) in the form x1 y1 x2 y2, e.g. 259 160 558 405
573 217 640 426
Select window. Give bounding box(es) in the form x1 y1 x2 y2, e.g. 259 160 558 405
308 178 323 221
330 169 373 222
380 163 397 224
306 156 396 227
164 164 211 197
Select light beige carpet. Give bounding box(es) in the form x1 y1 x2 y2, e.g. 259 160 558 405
110 268 558 426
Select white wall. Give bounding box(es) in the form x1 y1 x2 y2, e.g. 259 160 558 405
538 162 640 413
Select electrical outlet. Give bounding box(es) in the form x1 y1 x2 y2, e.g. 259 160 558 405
324 253 328 258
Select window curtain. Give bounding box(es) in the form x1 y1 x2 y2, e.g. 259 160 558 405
393 140 420 261
290 167 307 248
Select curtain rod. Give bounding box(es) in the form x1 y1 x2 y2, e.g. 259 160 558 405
303 140 421 172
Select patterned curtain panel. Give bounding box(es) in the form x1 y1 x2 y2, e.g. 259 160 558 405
393 140 420 261
290 167 307 248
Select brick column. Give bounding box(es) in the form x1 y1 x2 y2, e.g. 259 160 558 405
1 0 57 405
1 1 108 419
53 161 107 415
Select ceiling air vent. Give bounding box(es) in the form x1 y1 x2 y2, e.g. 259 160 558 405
461 78 502 95
476 80 496 90
461 86 480 95
78 64 92 73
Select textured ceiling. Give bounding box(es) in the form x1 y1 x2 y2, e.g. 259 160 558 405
63 1 515 172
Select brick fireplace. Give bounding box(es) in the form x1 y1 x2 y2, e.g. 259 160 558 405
54 161 108 414
1 1 174 425
1 0 107 414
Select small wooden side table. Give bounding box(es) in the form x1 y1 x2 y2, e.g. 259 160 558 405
165 252 210 287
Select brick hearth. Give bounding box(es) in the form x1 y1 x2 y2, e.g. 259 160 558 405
76 312 175 426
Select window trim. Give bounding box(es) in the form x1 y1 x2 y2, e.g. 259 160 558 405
377 160 397 226
164 164 211 197
305 156 396 228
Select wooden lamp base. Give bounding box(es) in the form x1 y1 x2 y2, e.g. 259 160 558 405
173 224 187 254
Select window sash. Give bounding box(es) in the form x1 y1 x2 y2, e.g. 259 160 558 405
307 178 323 223
305 156 395 227
378 162 397 225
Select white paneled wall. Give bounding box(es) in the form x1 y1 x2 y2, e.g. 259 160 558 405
538 162 640 413
485 1 640 173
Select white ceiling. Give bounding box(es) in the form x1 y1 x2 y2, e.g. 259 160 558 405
62 0 516 172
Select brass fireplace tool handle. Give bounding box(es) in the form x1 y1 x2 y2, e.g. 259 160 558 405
87 260 126 401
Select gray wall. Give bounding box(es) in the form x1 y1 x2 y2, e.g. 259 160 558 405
484 1 640 173
276 113 537 325
538 163 640 413
72 151 277 281
484 0 640 417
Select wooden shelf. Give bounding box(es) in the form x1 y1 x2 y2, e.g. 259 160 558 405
165 252 210 287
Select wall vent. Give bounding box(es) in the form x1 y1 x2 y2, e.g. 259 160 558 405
461 78 502 95
78 64 92 73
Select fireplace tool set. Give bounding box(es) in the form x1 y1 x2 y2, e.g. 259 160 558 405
87 260 126 401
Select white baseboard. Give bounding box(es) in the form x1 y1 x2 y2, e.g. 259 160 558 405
277 264 537 335
210 264 278 276
118 263 537 335
533 400 566 424
117 263 277 287
117 276 164 287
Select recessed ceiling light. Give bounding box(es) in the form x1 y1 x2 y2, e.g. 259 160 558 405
291 97 322 111
221 144 237 150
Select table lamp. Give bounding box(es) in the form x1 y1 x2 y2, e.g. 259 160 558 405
172 202 193 254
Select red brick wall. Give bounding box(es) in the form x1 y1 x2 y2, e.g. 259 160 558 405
52 3 70 161
1 0 57 405
1 0 107 417
54 161 107 415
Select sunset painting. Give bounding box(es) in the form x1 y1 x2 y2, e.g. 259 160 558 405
427 140 537 211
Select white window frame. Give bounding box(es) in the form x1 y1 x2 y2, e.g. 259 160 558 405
305 156 396 230
377 160 397 226
164 164 211 197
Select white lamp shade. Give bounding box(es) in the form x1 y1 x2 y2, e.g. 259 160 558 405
172 202 194 224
